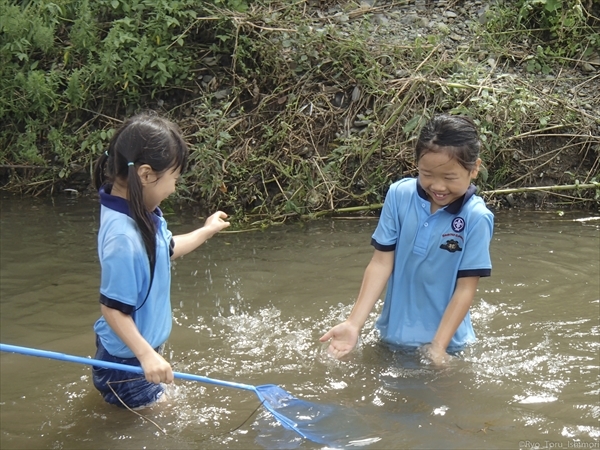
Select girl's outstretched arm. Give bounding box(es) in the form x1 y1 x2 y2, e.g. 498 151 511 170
171 211 230 260
424 276 480 365
319 250 394 359
100 305 173 384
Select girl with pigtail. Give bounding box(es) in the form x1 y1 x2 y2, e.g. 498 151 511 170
91 112 230 409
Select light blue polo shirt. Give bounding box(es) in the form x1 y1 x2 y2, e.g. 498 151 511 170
93 186 173 359
372 177 493 350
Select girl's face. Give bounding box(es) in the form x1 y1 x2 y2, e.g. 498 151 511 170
142 166 181 211
417 151 480 213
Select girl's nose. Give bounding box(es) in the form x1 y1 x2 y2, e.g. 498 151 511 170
430 179 445 192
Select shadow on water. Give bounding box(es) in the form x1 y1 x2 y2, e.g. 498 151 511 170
1 196 599 449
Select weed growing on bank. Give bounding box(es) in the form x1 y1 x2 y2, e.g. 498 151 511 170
0 0 598 219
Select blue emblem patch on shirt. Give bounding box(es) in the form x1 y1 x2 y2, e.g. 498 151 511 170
452 217 465 232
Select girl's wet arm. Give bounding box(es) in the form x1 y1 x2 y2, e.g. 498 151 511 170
431 276 480 352
347 250 395 329
100 305 173 384
319 250 394 358
171 211 230 259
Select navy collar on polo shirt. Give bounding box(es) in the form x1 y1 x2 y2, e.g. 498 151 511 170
99 185 163 225
416 179 477 215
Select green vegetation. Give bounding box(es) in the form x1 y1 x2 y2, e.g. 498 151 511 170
1 0 598 222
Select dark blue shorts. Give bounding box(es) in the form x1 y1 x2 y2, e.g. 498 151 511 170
92 336 165 409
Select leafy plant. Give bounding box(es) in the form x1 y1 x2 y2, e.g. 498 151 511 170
1 0 597 214
484 0 600 62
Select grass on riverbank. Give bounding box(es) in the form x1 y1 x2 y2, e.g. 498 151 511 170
1 0 598 222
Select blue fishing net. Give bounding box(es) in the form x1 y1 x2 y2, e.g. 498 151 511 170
255 384 376 447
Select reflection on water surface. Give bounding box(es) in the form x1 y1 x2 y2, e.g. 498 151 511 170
1 195 598 449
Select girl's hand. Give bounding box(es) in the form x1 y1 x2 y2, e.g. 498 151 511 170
139 350 174 384
171 211 230 259
319 321 360 359
204 211 230 235
418 343 452 366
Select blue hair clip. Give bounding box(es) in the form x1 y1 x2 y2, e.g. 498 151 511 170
128 162 135 166
105 151 109 157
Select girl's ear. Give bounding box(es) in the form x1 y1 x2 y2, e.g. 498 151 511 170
470 158 482 179
137 164 155 185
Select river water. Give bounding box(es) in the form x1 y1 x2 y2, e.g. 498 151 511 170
0 194 598 450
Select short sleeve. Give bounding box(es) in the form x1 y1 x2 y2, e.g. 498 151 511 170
99 234 144 306
458 212 494 276
372 182 402 250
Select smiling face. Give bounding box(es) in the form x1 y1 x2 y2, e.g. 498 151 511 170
417 151 480 213
141 166 181 211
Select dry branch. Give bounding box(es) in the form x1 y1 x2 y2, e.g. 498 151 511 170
302 183 600 218
482 183 600 196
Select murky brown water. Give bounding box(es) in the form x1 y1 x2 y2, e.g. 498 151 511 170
1 194 599 449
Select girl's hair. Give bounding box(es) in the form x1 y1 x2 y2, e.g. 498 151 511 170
415 114 481 170
93 112 188 271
